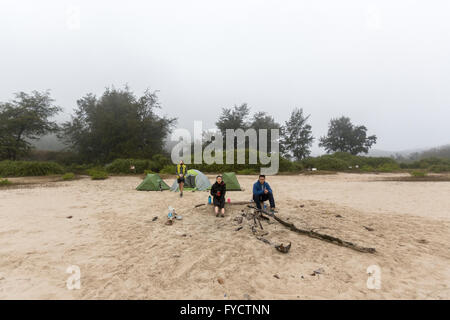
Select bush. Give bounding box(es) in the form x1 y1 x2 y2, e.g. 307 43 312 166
410 170 427 177
236 168 259 175
302 155 348 171
376 163 400 172
0 160 65 177
144 169 155 175
0 178 12 186
62 172 76 180
428 164 450 173
88 169 108 180
360 165 375 172
106 159 150 174
159 164 175 175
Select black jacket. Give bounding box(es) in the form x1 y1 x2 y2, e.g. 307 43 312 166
211 182 226 199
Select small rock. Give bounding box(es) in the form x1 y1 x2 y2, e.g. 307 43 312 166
218 278 225 285
235 226 243 231
66 216 73 219
152 216 158 221
335 214 342 218
243 294 251 300
363 226 374 231
300 205 305 208
273 274 280 279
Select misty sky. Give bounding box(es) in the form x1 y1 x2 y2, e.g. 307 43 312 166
1 0 449 154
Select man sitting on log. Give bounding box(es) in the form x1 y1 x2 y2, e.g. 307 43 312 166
252 174 276 213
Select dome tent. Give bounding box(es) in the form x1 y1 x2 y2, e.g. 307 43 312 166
170 169 211 191
221 172 241 191
136 173 170 191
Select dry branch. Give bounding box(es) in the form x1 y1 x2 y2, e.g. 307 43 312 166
248 206 376 254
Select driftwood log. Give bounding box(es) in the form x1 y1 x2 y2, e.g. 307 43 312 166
248 205 376 254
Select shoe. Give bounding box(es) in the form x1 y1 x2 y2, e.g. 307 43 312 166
270 207 276 214
180 192 183 198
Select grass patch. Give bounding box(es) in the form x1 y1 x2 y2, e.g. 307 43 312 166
0 178 12 186
88 169 108 180
62 172 76 180
409 170 427 178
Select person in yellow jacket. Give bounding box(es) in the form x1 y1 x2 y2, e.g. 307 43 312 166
176 160 187 197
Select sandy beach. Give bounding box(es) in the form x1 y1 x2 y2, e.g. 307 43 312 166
0 173 449 299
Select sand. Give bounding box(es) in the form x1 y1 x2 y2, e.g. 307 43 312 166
0 173 449 299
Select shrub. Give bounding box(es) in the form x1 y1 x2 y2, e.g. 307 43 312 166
144 169 155 175
0 160 65 177
360 165 375 172
159 164 175 175
376 163 400 172
62 172 76 180
428 164 450 173
302 155 348 171
410 170 427 177
106 159 150 174
0 178 12 186
236 168 259 175
88 169 108 180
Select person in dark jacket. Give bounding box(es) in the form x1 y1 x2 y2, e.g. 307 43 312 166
211 175 226 217
252 174 275 212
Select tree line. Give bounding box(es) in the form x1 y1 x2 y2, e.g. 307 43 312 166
0 87 378 163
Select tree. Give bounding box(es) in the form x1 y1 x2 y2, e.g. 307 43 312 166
61 87 176 163
280 108 314 160
319 116 377 155
215 103 251 149
0 91 61 160
216 103 251 134
250 111 280 152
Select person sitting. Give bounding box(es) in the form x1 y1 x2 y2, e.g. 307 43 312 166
252 174 276 212
211 175 226 217
176 160 187 197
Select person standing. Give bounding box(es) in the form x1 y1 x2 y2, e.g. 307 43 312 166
252 174 276 212
176 160 187 197
211 175 226 217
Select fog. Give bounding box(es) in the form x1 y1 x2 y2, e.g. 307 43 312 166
1 0 449 154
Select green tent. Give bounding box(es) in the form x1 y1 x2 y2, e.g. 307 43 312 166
170 169 211 191
222 172 241 191
136 174 170 191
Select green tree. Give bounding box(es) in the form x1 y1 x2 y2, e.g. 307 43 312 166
250 111 280 152
280 108 314 160
319 116 377 155
61 87 176 163
0 91 61 160
215 103 251 149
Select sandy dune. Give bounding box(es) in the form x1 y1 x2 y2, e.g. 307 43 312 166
0 173 449 299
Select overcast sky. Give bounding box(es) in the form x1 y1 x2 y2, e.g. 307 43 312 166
1 0 449 154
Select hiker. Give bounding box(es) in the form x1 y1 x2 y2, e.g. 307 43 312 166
252 174 276 212
176 160 187 197
211 175 226 217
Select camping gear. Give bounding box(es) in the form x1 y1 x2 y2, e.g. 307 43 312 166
136 174 170 191
170 169 211 191
222 172 242 191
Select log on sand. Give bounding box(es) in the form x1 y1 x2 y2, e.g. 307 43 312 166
248 206 376 254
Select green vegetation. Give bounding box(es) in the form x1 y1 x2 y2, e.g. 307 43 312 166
0 160 64 177
88 169 108 180
410 170 427 178
62 172 75 180
0 178 12 186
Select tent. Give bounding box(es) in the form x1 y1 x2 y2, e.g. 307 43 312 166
136 173 170 191
222 172 241 191
170 169 211 191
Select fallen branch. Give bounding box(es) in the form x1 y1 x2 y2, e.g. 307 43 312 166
248 206 376 254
